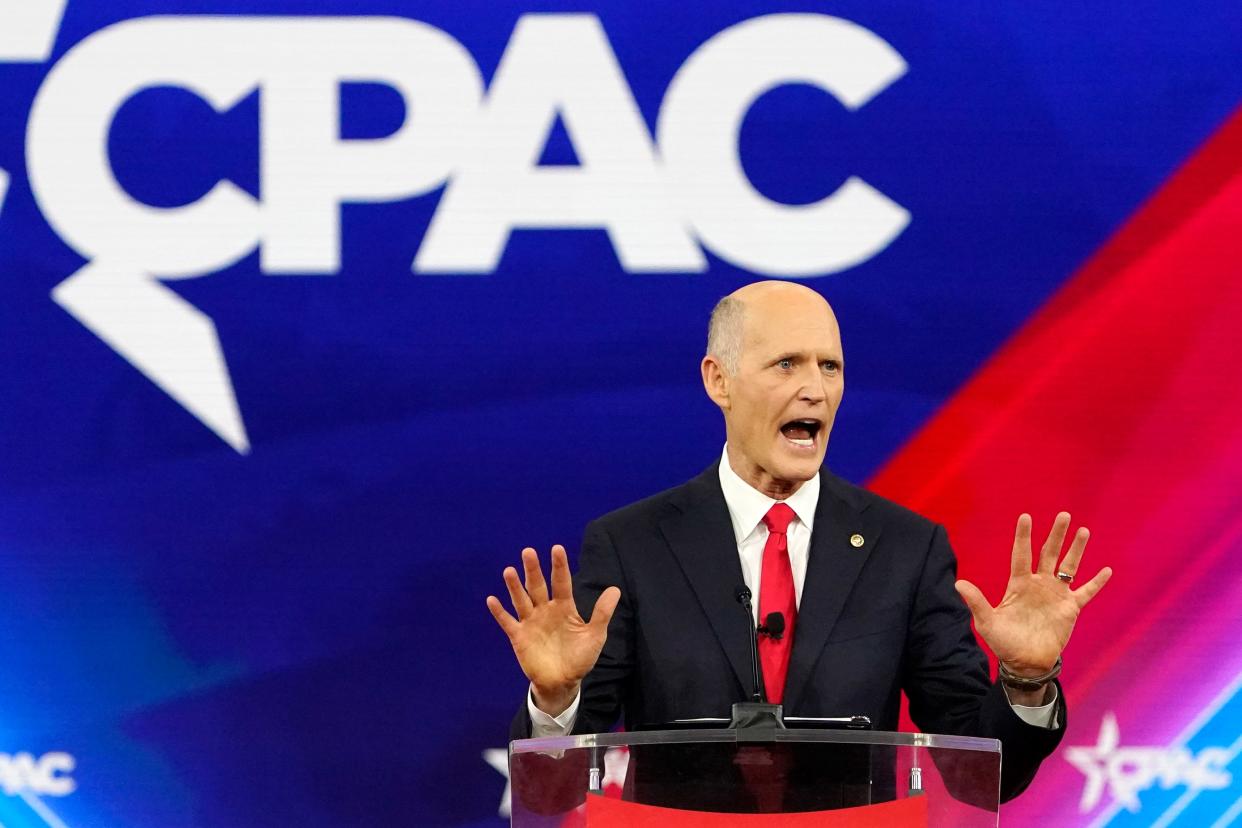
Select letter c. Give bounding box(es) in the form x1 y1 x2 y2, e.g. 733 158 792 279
658 14 910 276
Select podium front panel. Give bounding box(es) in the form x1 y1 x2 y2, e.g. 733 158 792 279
510 729 1001 826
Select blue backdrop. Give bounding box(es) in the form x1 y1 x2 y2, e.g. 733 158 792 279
1 2 1239 825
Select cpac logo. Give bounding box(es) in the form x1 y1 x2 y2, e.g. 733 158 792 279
15 9 908 451
1065 712 1233 813
0 751 77 797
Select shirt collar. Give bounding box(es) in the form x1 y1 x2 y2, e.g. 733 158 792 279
717 445 820 544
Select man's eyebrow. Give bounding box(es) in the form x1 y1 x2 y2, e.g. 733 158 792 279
769 350 842 364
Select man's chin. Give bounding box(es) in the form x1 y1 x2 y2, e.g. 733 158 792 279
770 453 825 486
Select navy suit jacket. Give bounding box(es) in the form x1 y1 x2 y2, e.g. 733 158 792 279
511 464 1064 801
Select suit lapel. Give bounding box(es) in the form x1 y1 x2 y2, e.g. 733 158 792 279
659 466 753 697
782 471 882 712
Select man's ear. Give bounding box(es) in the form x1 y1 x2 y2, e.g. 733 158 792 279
701 356 730 411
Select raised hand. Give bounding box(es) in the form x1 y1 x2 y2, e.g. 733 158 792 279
955 512 1112 679
487 545 621 716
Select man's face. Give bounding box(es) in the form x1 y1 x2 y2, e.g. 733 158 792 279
720 293 844 494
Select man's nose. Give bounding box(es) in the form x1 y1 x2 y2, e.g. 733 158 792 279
798 365 828 403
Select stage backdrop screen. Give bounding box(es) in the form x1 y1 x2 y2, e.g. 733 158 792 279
1 1 1240 825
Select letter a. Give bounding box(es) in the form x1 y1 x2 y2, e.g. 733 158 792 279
416 14 704 273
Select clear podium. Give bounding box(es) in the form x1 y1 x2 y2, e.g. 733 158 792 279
510 727 1001 826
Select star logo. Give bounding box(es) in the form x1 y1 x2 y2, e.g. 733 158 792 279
485 745 630 818
1065 712 1233 813
482 749 510 818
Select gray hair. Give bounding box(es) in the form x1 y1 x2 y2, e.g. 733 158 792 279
706 296 745 375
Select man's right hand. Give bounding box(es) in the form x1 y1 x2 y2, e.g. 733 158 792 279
487 545 621 717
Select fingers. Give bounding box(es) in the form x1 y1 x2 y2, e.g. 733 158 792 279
589 586 622 629
1010 513 1033 578
522 547 550 605
1038 512 1071 574
1073 566 1113 608
955 580 994 623
1058 526 1091 579
550 544 573 600
486 595 521 638
503 565 533 619
499 545 573 623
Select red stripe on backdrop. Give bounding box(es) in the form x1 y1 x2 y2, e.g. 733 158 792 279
867 103 1242 823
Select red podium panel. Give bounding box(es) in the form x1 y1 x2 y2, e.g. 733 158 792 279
585 792 928 826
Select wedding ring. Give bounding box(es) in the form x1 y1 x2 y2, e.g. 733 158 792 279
1056 571 1074 584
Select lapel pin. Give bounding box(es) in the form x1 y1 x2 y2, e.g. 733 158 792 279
849 533 865 548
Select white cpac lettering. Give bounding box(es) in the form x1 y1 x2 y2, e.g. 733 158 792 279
25 13 907 452
417 14 705 273
27 17 483 451
0 752 77 796
658 14 909 276
0 0 69 62
1066 713 1234 813
420 13 907 275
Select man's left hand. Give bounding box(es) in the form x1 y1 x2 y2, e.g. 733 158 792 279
955 512 1112 679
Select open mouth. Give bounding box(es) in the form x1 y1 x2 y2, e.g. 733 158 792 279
779 419 822 450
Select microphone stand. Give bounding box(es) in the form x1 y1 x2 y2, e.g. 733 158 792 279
730 586 786 739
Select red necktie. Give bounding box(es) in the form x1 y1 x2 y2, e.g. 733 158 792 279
757 502 797 704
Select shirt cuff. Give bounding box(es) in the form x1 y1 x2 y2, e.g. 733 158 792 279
1005 684 1060 729
527 685 581 737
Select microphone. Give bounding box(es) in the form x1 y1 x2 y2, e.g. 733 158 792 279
734 585 766 703
758 611 785 641
727 586 785 730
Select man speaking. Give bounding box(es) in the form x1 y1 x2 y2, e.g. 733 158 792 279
487 280 1112 801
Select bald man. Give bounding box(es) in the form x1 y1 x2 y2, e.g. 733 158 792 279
489 281 1110 803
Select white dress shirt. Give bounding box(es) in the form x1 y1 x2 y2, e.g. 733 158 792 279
528 447 1057 735
717 446 818 622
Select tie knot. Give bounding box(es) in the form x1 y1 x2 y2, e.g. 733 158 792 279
763 502 796 535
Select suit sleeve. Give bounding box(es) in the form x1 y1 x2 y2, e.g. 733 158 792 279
902 523 1065 802
510 519 634 742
